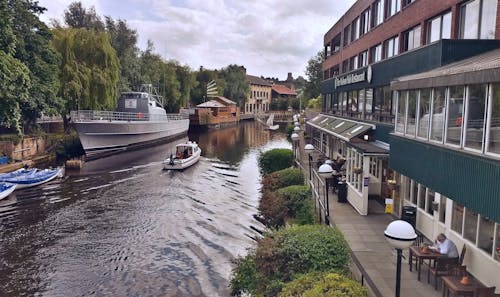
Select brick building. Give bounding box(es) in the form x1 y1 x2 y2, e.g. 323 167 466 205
306 0 500 291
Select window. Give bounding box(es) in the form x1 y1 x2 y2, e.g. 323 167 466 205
406 90 418 136
460 0 497 39
342 60 349 73
439 195 447 223
464 208 478 243
464 84 487 150
387 0 401 17
446 86 464 146
359 50 368 68
411 180 418 205
478 216 495 254
365 88 373 119
396 91 408 133
352 17 360 41
403 25 421 51
427 11 452 43
373 0 384 27
431 87 446 142
360 9 370 36
417 89 431 139
350 55 359 70
451 202 464 234
426 189 435 215
374 86 393 123
403 0 416 7
418 184 426 210
384 36 399 59
370 44 382 63
489 83 500 154
343 25 351 46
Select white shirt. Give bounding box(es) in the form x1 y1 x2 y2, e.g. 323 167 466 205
437 239 459 258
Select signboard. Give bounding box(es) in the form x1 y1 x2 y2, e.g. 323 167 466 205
363 177 370 187
124 99 137 109
334 65 372 88
385 198 394 214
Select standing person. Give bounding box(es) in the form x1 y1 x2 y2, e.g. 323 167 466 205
431 233 459 260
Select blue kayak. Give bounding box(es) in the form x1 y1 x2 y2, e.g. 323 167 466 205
0 182 17 200
0 168 63 189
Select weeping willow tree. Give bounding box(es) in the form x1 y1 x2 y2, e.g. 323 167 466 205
51 27 120 126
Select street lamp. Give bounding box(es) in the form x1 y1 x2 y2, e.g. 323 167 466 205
318 162 333 226
294 121 300 127
384 220 417 297
304 144 314 181
293 126 300 133
291 133 299 160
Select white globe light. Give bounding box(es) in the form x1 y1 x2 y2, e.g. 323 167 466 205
294 126 300 132
318 163 333 178
304 144 314 153
384 220 417 249
291 133 299 141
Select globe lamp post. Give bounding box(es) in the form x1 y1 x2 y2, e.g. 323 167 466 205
304 144 314 182
291 133 299 161
318 162 333 226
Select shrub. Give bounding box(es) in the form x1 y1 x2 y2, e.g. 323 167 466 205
258 191 288 227
278 272 368 297
258 148 293 174
230 252 258 297
253 225 351 294
277 185 314 225
261 168 303 193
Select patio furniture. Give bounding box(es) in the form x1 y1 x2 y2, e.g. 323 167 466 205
428 257 459 289
474 287 496 297
442 275 485 297
409 245 445 281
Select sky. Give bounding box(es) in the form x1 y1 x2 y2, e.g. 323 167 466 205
37 0 355 80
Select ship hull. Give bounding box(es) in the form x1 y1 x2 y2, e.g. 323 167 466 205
73 119 190 159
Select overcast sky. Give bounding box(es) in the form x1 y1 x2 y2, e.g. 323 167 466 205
38 0 355 80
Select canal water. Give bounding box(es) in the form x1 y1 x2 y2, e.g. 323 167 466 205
0 121 291 297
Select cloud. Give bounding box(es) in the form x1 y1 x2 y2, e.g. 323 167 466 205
38 0 355 79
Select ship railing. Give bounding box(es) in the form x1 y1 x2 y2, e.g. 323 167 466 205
70 110 189 122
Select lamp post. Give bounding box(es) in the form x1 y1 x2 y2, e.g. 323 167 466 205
304 144 314 182
291 133 299 161
293 126 300 133
384 220 417 297
318 162 333 226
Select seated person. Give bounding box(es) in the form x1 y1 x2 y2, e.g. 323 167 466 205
430 233 459 260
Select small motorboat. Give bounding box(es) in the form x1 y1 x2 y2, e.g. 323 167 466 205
0 182 17 200
0 167 63 189
163 141 201 170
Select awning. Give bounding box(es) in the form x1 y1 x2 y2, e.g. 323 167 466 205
307 114 375 142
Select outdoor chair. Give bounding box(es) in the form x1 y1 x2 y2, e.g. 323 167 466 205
474 286 496 297
458 244 467 266
448 265 467 277
427 257 458 290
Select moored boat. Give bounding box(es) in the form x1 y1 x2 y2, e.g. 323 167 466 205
71 84 190 159
0 167 63 189
163 141 201 170
0 182 17 200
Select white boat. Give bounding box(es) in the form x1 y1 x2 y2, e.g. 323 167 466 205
266 114 279 130
71 84 190 159
0 182 17 200
163 141 201 170
0 167 63 189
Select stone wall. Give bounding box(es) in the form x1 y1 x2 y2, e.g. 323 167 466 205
0 136 47 162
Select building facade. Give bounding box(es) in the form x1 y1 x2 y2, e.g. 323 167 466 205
308 0 500 291
245 75 272 114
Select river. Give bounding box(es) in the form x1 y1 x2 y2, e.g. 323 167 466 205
0 121 291 297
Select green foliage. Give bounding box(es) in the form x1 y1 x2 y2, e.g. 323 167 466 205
278 272 367 297
55 132 84 161
64 2 104 31
304 51 325 100
230 252 258 296
286 123 294 136
307 96 322 109
278 185 314 225
191 66 218 105
261 168 304 193
252 225 351 294
258 148 294 174
219 64 249 105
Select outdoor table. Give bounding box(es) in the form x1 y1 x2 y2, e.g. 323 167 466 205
409 245 445 281
441 275 484 297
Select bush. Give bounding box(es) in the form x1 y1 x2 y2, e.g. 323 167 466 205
230 252 258 297
258 191 288 227
277 185 314 225
258 148 294 174
253 225 351 294
278 272 368 297
261 168 304 193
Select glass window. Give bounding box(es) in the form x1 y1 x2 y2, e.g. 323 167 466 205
365 88 373 119
464 208 478 243
418 89 431 138
361 9 370 35
480 0 497 39
373 0 385 27
387 0 401 17
370 44 382 63
411 180 418 205
418 184 426 210
460 0 497 39
465 84 486 150
426 189 435 215
384 36 399 59
359 50 368 68
406 90 418 136
403 25 421 52
352 17 360 41
489 83 500 154
359 89 365 114
442 11 452 39
343 26 351 46
431 87 446 142
428 16 441 43
446 86 464 146
451 202 464 234
396 91 407 133
427 11 452 43
478 216 495 254
439 195 447 223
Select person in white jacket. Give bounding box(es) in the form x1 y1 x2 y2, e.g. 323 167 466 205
431 233 459 261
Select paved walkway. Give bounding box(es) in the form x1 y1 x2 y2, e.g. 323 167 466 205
295 130 442 297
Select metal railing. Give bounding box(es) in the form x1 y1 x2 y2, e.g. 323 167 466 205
70 110 188 122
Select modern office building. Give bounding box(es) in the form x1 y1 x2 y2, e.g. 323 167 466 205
307 0 500 291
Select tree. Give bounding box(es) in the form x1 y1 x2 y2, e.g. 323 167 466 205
304 50 325 100
64 1 104 31
191 66 218 105
10 0 61 131
52 27 120 125
219 64 249 106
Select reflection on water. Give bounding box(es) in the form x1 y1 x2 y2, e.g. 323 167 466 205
0 121 291 297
